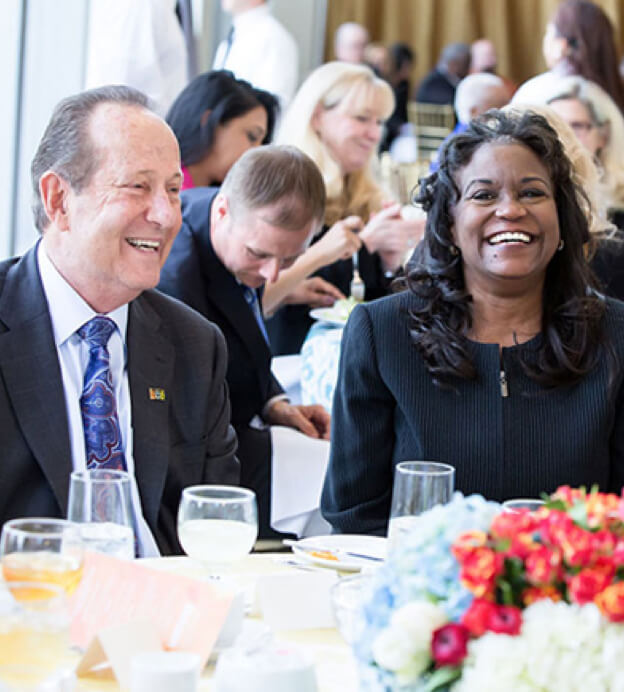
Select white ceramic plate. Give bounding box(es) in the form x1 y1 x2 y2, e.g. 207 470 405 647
290 535 387 572
309 307 348 327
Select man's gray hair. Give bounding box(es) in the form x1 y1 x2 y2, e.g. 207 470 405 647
220 145 326 231
31 85 150 233
454 73 506 123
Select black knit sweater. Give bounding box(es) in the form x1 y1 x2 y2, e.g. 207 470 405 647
321 290 624 535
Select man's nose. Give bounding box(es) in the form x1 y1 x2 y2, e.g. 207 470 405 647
259 258 281 284
147 189 179 227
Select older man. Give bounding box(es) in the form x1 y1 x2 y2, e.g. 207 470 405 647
0 86 238 555
334 22 370 64
158 146 330 538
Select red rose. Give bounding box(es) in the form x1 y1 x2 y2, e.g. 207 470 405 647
487 604 522 635
567 563 614 605
525 545 562 585
459 547 504 598
431 623 470 666
461 598 496 636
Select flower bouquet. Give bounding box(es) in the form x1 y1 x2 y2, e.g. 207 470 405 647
356 488 624 691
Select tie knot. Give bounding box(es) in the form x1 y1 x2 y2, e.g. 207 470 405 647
78 316 116 348
242 287 256 306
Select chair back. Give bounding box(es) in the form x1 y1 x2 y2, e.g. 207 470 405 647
407 102 455 161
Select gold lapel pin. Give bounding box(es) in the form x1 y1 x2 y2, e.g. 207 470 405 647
148 387 166 401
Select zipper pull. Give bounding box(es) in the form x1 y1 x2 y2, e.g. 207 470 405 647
500 369 509 398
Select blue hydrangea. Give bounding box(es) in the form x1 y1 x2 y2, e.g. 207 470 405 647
356 493 501 690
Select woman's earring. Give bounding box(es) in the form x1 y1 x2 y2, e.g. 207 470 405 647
557 239 565 251
450 244 460 256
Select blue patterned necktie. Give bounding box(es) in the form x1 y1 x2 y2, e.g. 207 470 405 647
243 286 269 344
78 317 127 471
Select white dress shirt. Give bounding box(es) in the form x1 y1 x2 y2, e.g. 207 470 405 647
37 243 159 557
213 3 299 109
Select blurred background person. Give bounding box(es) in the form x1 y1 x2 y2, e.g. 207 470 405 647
415 42 471 105
213 0 298 108
265 62 420 355
85 0 188 115
514 0 624 114
430 72 511 170
380 42 416 152
166 70 279 190
469 37 516 96
363 42 392 79
322 109 624 535
513 75 624 229
334 21 370 64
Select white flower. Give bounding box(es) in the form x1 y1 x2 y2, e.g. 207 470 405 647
371 601 447 683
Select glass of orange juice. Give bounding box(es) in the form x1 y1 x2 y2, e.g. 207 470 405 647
0 518 84 595
0 581 74 690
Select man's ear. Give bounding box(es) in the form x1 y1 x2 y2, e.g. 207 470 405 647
39 171 71 231
213 192 230 222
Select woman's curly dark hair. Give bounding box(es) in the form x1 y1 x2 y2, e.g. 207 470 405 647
408 109 606 388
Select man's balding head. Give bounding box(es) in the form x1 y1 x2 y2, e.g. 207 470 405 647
334 22 370 64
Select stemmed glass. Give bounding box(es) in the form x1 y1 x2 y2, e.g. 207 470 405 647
502 498 545 513
67 469 135 559
177 486 258 572
387 461 455 553
0 518 84 595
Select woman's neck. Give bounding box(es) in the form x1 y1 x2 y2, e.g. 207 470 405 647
469 289 543 347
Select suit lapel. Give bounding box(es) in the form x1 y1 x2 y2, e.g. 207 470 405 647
0 247 72 513
127 294 174 529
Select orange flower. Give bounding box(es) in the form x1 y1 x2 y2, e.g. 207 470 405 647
459 547 504 598
525 546 562 585
490 512 537 541
595 582 624 622
522 585 562 606
452 531 488 562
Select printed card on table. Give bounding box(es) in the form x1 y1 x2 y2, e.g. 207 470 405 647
69 552 233 679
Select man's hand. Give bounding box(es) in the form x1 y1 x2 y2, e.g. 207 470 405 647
283 277 345 308
265 400 331 440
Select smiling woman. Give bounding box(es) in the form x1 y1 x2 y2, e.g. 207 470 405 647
321 109 624 537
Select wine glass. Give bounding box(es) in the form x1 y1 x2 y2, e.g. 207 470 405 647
387 461 455 553
0 518 84 595
502 498 545 513
67 469 135 559
177 486 258 572
0 581 73 689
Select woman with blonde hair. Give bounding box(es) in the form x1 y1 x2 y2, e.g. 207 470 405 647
264 61 420 355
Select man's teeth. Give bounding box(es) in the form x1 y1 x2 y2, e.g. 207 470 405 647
127 238 159 251
488 232 531 245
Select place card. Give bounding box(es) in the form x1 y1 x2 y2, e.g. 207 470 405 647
256 571 337 630
69 552 233 681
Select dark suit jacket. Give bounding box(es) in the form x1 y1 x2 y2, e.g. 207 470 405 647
415 67 457 105
158 187 285 537
0 245 239 555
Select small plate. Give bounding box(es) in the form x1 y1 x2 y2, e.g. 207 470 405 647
290 535 387 572
309 308 348 327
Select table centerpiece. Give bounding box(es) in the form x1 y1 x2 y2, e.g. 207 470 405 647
355 488 624 691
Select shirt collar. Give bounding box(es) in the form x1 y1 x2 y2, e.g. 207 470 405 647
37 242 128 347
232 3 270 30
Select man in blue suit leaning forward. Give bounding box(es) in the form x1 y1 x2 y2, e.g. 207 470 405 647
0 86 239 555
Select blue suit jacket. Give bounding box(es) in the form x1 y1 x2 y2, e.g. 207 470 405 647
0 245 239 554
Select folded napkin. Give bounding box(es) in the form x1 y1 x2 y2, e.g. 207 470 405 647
270 425 331 538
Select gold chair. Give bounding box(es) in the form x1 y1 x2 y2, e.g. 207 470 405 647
407 102 455 161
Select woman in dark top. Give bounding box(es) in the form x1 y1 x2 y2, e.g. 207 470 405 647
166 70 279 189
321 110 624 536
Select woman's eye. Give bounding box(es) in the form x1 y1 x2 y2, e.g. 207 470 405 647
521 189 546 199
471 190 495 201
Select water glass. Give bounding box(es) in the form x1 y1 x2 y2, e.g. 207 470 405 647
67 469 135 560
387 461 455 551
0 581 73 690
177 486 258 568
0 518 84 595
502 498 545 513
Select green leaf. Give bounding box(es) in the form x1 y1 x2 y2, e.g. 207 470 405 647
424 666 462 691
568 502 590 529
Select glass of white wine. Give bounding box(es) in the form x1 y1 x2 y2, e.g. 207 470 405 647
67 469 135 560
0 518 84 595
177 486 258 572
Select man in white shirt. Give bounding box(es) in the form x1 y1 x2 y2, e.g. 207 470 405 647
213 0 298 109
0 86 238 555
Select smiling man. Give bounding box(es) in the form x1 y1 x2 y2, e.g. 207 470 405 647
158 146 330 538
0 86 239 555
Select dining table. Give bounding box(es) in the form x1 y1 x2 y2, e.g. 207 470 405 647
13 553 360 692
